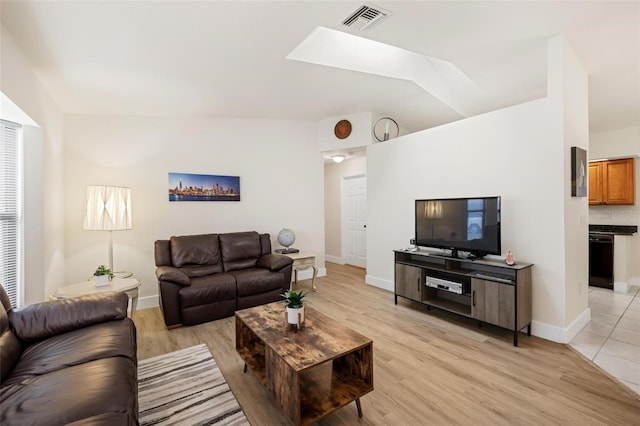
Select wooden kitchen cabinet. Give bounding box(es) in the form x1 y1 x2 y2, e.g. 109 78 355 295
589 158 635 205
588 161 604 204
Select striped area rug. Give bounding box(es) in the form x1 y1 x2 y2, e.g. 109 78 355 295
138 343 250 426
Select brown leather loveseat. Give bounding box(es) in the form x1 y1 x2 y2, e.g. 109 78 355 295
0 286 138 425
154 231 294 328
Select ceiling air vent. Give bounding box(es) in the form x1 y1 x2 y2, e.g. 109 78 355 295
342 4 390 31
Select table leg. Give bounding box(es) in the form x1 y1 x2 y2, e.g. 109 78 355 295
125 288 139 318
130 292 138 317
356 398 363 417
243 363 247 373
290 269 297 291
311 265 318 291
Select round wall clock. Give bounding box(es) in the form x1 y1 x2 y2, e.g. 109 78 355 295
334 120 352 139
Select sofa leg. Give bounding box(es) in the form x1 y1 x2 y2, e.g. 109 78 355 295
166 324 183 330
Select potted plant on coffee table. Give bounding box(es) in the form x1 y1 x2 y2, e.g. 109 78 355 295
281 289 306 326
93 265 112 287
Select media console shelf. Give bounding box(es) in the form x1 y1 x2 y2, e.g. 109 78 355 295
394 249 532 346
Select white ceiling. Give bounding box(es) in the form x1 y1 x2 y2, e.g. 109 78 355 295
1 1 638 135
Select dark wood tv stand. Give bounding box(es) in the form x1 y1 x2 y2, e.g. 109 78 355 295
394 249 533 346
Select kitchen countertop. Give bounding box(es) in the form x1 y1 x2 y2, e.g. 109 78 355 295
589 225 638 236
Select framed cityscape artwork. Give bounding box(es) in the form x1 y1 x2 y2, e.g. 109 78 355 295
168 172 240 201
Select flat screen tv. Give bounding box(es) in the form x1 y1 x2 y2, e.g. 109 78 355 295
415 196 501 259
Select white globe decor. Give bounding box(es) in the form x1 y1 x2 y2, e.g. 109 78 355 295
276 228 299 254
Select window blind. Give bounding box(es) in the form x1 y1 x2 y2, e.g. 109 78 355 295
0 119 22 308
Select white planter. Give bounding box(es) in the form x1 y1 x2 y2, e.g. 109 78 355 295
94 275 110 287
286 306 305 325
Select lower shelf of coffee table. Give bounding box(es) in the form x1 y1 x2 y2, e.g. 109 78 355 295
299 358 373 424
236 344 266 384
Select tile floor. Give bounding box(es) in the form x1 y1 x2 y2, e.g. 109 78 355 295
569 285 640 395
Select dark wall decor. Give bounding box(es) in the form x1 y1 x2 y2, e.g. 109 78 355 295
571 147 587 197
334 119 352 139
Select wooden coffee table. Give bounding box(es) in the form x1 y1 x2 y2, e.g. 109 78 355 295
235 302 373 425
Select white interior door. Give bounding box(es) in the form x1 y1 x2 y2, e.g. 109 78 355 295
343 174 366 268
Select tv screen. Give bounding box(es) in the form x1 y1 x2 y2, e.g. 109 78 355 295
415 196 501 258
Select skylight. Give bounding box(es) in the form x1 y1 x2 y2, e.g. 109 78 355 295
286 26 489 118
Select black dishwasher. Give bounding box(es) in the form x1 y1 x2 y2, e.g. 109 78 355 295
589 233 614 289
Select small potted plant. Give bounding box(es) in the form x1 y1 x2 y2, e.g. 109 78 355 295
93 265 112 287
281 289 306 326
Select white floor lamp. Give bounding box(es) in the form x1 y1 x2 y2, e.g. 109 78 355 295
83 185 132 275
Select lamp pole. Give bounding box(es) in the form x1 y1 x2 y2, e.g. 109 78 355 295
108 230 114 273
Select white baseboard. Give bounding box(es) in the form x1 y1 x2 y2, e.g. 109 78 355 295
325 255 344 264
614 281 630 293
365 274 393 292
531 307 591 343
295 267 326 281
614 276 640 293
137 295 159 310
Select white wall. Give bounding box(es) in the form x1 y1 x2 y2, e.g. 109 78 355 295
366 97 567 331
324 156 367 262
589 125 640 283
557 36 590 333
365 35 589 343
63 115 324 304
1 24 65 304
590 126 640 160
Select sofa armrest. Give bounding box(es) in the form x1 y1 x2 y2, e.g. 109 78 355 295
156 266 190 286
257 253 294 271
9 292 128 344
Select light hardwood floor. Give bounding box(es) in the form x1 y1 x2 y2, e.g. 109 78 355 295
135 263 640 425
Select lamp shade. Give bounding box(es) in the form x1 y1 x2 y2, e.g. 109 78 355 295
84 186 132 231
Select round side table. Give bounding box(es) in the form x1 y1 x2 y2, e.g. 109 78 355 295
51 277 141 317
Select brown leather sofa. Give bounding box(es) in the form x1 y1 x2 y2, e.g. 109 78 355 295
0 285 138 425
155 231 294 328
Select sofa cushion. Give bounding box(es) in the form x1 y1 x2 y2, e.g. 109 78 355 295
257 253 294 271
179 273 237 309
0 330 21 383
170 234 222 269
155 266 190 285
220 231 261 271
259 233 272 255
180 264 224 278
4 319 136 386
237 289 283 311
9 292 128 344
0 356 137 426
154 239 172 267
0 301 22 382
231 269 285 296
181 300 237 326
